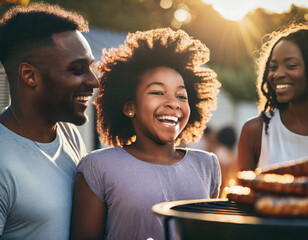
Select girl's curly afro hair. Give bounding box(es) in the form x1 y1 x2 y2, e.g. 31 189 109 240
95 28 220 147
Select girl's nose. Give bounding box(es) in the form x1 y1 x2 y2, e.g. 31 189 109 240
164 98 180 110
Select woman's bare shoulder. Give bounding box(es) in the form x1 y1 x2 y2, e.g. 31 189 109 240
238 115 263 171
242 115 263 135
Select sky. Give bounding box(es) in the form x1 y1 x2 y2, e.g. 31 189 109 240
202 0 308 20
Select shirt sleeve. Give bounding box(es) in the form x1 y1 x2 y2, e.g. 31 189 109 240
77 153 106 202
210 154 222 198
71 124 87 158
0 176 9 235
59 122 88 160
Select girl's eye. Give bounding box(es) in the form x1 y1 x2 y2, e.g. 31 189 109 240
150 91 163 95
269 65 277 71
177 95 188 100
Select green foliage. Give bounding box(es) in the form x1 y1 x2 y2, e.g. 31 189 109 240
212 64 258 102
30 0 172 31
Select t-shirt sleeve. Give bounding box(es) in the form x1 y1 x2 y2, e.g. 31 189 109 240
77 154 106 202
210 154 221 198
0 177 9 235
71 125 87 158
59 122 87 159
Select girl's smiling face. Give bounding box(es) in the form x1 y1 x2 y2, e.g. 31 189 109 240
128 66 190 145
268 39 308 104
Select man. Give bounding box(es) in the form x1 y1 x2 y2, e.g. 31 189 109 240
0 3 99 239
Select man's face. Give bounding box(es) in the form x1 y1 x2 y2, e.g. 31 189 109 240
34 30 99 125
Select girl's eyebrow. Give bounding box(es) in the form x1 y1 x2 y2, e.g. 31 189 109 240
145 81 186 89
145 82 164 89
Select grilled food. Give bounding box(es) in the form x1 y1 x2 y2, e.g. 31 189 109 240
237 171 308 196
257 157 308 177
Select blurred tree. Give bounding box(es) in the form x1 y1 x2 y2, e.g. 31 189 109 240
0 0 29 5
213 64 258 102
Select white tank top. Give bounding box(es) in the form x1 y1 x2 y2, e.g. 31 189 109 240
258 109 308 168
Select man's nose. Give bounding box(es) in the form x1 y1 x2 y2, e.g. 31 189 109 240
87 71 100 88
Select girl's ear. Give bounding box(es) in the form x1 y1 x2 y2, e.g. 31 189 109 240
18 62 38 88
122 101 135 118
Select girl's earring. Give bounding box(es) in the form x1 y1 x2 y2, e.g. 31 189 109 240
129 112 134 117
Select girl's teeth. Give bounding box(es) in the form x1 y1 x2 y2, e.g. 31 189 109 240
163 122 176 126
157 116 178 122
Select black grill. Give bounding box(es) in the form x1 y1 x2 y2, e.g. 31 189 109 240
172 200 256 216
153 199 308 240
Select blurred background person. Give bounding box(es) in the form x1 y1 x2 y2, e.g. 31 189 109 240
187 126 237 196
187 126 217 153
215 126 237 195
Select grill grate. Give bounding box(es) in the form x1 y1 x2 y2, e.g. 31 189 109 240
172 200 258 217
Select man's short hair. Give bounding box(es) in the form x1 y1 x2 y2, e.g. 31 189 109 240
0 3 88 91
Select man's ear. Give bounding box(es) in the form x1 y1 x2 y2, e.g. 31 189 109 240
18 62 38 88
122 101 135 118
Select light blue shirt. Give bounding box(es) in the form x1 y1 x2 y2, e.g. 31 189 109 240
0 122 86 240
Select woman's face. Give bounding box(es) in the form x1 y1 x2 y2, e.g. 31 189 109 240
130 66 190 145
267 39 308 104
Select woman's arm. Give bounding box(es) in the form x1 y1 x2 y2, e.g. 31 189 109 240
70 174 106 240
237 116 263 171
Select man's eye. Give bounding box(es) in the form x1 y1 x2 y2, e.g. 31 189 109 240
71 66 84 75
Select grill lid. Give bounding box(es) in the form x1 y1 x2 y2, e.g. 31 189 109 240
153 199 308 227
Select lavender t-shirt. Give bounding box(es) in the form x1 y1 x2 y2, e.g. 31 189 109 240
77 147 221 240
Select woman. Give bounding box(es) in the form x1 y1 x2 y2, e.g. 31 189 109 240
238 24 308 171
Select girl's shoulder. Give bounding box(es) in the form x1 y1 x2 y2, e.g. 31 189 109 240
183 147 219 165
78 147 125 167
86 146 123 156
184 147 215 157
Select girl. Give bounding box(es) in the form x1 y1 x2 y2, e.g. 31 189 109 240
70 28 221 240
238 24 308 171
